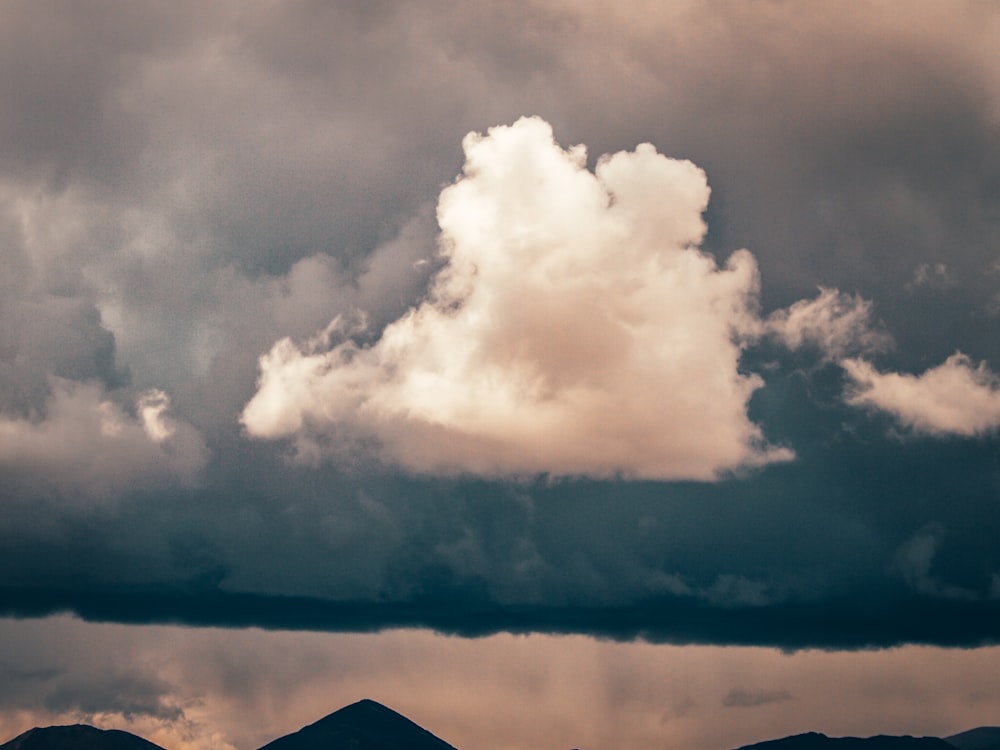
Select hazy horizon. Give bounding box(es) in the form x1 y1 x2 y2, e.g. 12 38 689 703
2 617 1000 750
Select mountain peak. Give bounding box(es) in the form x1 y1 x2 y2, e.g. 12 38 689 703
256 698 458 750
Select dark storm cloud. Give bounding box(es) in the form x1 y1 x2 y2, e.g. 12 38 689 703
1 0 999 650
3 378 1000 649
2 349 1000 648
4 582 1000 650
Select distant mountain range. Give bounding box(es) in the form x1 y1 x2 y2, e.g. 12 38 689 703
734 732 1000 750
0 723 167 750
947 728 1000 750
1 698 997 750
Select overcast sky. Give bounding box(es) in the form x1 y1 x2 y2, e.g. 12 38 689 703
2 1 1000 749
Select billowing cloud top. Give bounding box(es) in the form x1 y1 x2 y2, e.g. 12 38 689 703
242 117 793 480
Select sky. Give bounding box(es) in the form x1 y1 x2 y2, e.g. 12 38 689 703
1 1 1000 749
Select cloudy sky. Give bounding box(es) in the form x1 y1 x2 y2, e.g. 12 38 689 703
2 1 1000 748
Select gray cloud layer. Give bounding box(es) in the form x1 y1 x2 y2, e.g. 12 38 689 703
1 0 999 650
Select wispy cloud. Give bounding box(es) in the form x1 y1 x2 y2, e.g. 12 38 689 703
842 354 1000 436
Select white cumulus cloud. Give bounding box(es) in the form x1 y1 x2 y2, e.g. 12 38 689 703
842 353 1000 436
242 117 794 480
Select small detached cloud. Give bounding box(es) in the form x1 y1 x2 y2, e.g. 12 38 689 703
842 353 1000 437
243 116 795 480
766 287 889 360
0 379 207 501
906 262 953 291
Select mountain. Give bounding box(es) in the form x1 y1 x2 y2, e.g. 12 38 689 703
735 733 959 750
256 698 458 750
946 728 1000 750
1 710 996 750
0 724 167 750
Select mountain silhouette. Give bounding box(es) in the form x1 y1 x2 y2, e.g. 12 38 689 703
0 724 167 750
255 698 458 750
946 728 1000 750
1 707 997 750
735 733 961 750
